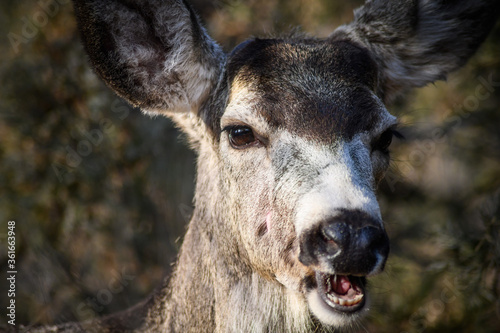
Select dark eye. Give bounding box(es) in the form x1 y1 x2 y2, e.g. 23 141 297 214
227 126 258 149
377 130 393 152
374 129 401 154
373 128 404 154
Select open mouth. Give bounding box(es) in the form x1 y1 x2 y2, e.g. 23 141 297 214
316 272 366 313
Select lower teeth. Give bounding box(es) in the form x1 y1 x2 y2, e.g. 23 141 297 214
326 293 363 306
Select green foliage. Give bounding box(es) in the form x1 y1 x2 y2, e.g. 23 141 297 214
0 1 498 331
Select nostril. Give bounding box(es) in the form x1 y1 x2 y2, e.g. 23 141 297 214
358 226 381 249
322 222 350 250
320 231 341 257
357 225 389 256
298 223 347 266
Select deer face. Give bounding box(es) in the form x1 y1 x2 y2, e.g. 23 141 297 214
218 39 394 326
73 0 498 329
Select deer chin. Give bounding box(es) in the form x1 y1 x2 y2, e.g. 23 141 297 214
307 272 367 326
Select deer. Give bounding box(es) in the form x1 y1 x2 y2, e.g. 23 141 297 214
24 0 499 332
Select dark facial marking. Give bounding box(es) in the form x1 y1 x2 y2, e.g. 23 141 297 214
257 222 268 237
227 38 381 143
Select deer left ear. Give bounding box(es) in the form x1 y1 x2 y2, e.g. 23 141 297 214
72 0 226 115
331 0 500 102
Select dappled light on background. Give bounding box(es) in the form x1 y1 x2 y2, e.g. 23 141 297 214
0 0 499 332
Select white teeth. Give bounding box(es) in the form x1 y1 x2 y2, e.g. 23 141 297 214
326 293 363 307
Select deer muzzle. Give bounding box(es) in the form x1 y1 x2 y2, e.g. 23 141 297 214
298 209 389 276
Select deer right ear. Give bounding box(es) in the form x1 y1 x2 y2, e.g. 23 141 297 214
332 0 500 102
72 0 226 115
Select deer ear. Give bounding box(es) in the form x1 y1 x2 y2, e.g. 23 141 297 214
331 0 500 102
72 0 225 115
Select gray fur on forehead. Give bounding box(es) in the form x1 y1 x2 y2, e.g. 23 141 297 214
228 39 378 88
226 39 381 142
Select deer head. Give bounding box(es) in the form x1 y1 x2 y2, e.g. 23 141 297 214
72 0 499 329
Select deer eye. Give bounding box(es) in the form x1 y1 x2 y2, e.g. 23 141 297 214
373 129 394 154
373 129 402 154
227 126 259 149
376 130 393 152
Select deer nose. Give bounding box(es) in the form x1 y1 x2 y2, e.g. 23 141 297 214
298 210 389 276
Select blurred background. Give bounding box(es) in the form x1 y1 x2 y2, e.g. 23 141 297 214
0 0 499 332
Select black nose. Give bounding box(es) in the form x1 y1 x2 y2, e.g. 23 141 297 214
298 209 389 276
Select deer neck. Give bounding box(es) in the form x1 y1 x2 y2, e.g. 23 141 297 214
160 146 247 331
152 148 316 332
160 224 315 333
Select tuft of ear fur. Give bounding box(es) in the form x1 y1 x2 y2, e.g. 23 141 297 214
332 0 500 102
72 0 226 115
